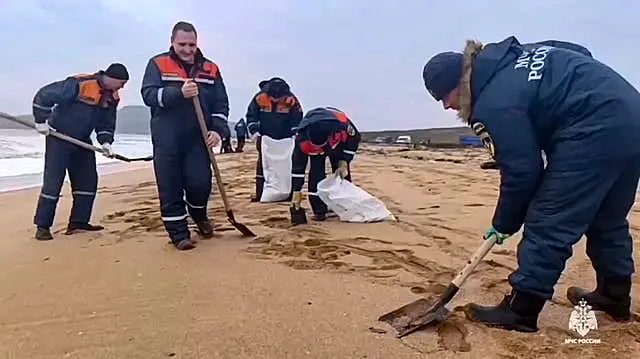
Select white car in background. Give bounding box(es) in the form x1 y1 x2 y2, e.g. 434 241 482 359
395 135 412 144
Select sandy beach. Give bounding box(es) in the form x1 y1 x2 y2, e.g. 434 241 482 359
1 144 639 359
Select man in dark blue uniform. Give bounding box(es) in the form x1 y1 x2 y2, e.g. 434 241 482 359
31 63 129 241
220 125 234 154
234 118 248 152
141 21 228 251
423 37 640 332
290 107 361 224
246 77 303 202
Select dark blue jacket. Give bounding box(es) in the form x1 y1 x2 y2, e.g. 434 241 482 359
141 48 230 143
524 40 592 58
296 107 361 162
459 36 640 234
32 72 119 144
234 119 248 138
245 87 302 140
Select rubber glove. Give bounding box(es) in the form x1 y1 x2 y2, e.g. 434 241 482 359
35 122 51 135
101 143 115 158
337 160 349 179
484 226 512 245
291 191 303 209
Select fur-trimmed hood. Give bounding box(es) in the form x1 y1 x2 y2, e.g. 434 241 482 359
456 36 522 125
457 39 484 124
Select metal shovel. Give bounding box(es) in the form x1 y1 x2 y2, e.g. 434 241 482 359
191 96 256 237
378 235 497 337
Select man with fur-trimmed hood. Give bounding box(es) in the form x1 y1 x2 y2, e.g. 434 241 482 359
422 36 640 332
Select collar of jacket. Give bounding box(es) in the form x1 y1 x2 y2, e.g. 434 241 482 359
169 46 206 71
93 71 107 91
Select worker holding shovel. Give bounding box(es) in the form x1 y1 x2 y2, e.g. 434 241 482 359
141 21 228 251
420 36 640 332
290 107 361 224
30 63 129 241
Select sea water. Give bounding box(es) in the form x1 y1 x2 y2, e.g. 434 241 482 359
0 129 153 193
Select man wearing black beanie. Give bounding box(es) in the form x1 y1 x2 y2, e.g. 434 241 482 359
422 36 638 333
31 62 129 241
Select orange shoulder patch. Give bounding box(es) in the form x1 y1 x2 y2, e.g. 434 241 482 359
329 109 349 124
73 73 95 79
77 79 102 106
256 93 273 112
154 56 187 78
203 62 219 77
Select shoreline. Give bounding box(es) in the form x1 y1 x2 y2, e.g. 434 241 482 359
0 161 152 194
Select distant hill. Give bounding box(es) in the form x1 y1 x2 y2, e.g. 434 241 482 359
115 105 150 135
0 114 34 129
361 126 477 145
0 105 237 136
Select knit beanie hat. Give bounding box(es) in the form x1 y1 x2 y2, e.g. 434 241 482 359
104 63 129 81
422 52 463 101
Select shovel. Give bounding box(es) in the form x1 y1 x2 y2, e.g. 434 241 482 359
0 111 153 162
290 166 344 226
191 96 256 237
289 189 308 225
480 160 499 170
378 235 497 337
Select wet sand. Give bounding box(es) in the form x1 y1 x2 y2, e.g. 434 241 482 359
0 144 638 358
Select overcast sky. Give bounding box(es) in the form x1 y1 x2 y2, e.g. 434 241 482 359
1 0 639 130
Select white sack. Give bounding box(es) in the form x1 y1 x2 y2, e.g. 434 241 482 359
316 174 396 223
259 136 295 202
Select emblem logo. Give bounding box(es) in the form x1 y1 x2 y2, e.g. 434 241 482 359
568 299 598 337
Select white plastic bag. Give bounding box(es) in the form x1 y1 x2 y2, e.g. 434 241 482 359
260 135 295 202
316 174 396 223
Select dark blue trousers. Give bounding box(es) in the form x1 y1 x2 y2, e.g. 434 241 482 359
152 134 212 244
509 155 640 299
34 136 98 228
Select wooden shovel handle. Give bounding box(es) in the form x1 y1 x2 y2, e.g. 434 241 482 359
192 95 232 211
451 235 497 288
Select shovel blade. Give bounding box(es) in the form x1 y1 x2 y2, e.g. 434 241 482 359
225 210 256 237
379 298 451 337
290 206 308 225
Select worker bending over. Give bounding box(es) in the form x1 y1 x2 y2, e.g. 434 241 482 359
422 36 639 332
290 107 361 224
32 63 129 240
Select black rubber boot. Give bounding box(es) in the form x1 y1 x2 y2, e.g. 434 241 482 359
174 239 196 251
313 212 327 222
195 219 214 239
35 227 54 241
65 222 105 235
464 289 546 333
566 276 631 321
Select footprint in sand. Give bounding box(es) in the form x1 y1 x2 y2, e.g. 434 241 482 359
493 249 516 256
482 278 509 290
463 203 484 207
260 215 292 229
410 286 427 294
436 319 471 352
